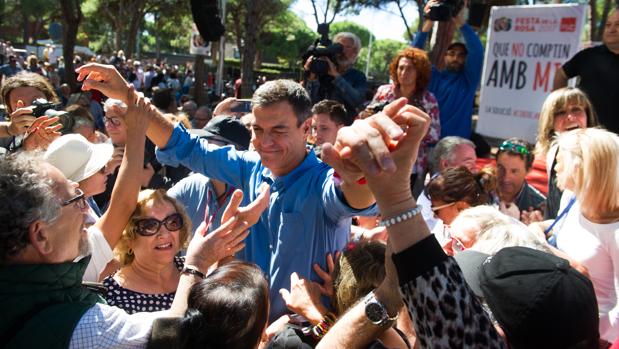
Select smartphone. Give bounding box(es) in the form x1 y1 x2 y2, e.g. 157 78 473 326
230 99 252 113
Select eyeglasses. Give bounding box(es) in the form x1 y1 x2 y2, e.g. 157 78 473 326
104 117 121 127
62 188 87 210
499 140 529 155
134 213 183 236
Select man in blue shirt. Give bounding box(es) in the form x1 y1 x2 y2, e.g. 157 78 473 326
167 115 251 236
75 64 379 321
412 5 484 139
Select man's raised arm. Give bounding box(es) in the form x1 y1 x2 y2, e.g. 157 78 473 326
76 63 174 148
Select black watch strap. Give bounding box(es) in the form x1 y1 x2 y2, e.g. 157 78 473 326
181 266 206 279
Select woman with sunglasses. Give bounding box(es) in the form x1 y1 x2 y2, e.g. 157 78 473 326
103 189 191 314
535 87 598 219
426 166 496 251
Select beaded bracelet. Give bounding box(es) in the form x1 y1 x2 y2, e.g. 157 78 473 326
379 206 422 227
308 312 337 340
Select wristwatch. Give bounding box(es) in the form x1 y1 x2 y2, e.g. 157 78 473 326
363 291 398 327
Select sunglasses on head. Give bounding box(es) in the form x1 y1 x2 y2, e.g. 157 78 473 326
134 213 183 236
499 140 529 155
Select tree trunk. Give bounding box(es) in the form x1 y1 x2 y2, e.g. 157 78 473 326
430 20 456 70
194 54 207 105
590 0 598 42
241 0 259 98
125 0 146 59
60 0 82 92
22 11 29 44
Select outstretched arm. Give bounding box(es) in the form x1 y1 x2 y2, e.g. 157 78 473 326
94 87 150 248
76 63 174 149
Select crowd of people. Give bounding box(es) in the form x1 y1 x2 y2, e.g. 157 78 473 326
0 4 618 349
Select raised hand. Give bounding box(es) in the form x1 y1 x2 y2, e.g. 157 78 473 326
8 100 37 136
22 116 62 151
322 97 430 200
220 183 270 228
122 85 155 133
313 252 339 297
279 272 328 325
76 63 133 103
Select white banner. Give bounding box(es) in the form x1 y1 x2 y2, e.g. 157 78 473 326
476 4 585 143
190 23 210 56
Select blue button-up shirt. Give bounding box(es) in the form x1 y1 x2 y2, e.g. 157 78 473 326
157 124 377 321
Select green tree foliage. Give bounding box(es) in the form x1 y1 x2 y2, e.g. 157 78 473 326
258 10 316 68
330 20 371 46
356 38 407 82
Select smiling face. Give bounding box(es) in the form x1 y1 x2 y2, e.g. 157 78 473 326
129 199 183 266
552 102 588 133
251 102 310 176
44 164 89 263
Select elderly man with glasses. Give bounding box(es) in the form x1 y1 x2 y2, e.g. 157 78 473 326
0 150 268 348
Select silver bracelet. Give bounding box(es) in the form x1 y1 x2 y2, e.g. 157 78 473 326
379 206 422 227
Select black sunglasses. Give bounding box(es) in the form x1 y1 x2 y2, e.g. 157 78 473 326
134 213 183 236
62 188 87 210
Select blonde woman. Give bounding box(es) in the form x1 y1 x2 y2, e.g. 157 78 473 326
552 128 619 342
535 87 598 219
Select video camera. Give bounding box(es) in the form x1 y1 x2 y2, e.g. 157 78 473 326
31 98 63 117
427 0 464 22
303 23 343 77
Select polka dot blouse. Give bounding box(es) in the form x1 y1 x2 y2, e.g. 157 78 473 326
103 256 184 314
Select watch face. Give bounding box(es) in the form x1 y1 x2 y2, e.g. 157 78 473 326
365 302 385 324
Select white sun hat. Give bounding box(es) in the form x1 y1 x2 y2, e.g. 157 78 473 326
44 134 114 183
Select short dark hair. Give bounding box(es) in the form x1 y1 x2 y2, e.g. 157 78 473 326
447 42 468 55
1 72 59 113
179 261 269 349
152 87 173 111
252 79 312 126
496 138 534 171
311 100 351 126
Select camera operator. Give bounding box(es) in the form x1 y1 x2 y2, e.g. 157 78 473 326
304 32 367 119
412 0 483 139
0 72 63 153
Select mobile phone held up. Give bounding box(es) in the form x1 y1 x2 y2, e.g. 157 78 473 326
231 99 252 113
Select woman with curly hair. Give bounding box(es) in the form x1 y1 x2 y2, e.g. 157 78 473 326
367 47 441 188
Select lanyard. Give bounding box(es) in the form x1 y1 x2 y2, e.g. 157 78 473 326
203 185 235 232
546 196 577 246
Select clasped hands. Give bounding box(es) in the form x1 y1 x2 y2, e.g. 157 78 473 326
321 97 430 198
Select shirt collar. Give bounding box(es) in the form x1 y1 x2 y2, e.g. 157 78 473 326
259 149 320 190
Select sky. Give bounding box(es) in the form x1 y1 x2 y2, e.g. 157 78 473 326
291 1 419 42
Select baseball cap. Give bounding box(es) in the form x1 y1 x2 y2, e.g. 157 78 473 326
189 115 251 150
455 247 599 348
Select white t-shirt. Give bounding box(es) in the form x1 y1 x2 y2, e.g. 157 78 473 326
83 225 114 283
556 196 619 342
